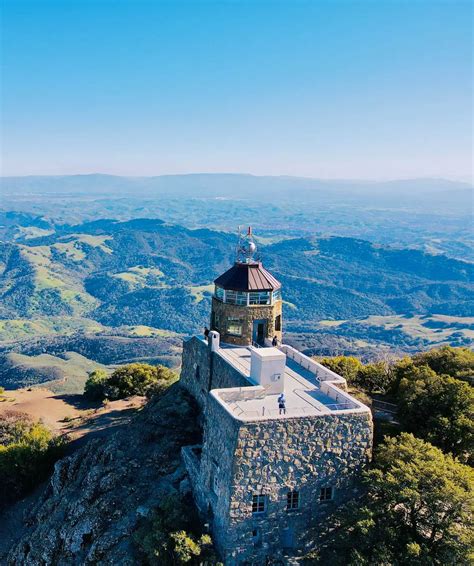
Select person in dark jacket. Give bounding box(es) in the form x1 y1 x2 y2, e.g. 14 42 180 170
278 392 286 415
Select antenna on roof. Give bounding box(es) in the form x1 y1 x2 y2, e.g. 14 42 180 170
236 225 258 264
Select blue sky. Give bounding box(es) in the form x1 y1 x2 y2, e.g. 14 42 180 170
1 0 472 179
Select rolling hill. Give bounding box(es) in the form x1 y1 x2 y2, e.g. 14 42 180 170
0 215 471 386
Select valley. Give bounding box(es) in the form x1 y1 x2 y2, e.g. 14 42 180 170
0 195 472 392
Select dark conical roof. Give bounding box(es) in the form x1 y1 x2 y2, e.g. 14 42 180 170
214 262 281 292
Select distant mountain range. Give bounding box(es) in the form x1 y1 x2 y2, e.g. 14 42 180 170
0 213 472 331
2 174 473 260
0 211 472 389
2 173 472 206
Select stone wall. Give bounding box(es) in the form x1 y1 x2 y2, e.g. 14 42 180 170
180 337 250 411
193 396 373 565
180 337 213 410
211 297 283 346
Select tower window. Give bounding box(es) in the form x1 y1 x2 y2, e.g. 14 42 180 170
195 366 200 381
275 315 282 331
273 289 282 302
227 317 243 336
225 290 247 306
252 494 267 514
249 291 270 305
215 286 225 301
319 487 334 502
286 490 300 510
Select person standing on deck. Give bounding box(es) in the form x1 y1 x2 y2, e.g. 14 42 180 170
278 392 286 415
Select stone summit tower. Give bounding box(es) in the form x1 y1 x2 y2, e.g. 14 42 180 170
181 229 373 565
211 227 282 346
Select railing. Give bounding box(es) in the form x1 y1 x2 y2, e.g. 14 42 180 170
293 389 322 412
325 402 355 411
229 403 316 419
372 400 398 414
280 344 346 384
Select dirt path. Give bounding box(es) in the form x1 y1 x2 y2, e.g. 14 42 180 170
0 388 146 439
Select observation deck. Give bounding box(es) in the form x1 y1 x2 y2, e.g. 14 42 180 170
211 343 370 422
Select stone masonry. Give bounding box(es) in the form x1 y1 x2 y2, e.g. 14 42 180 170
183 389 372 564
211 297 283 346
180 238 373 565
180 336 249 411
181 336 373 564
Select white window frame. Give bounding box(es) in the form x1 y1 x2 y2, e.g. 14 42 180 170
252 494 267 515
286 490 300 510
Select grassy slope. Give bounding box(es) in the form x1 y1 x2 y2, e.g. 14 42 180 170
0 352 109 394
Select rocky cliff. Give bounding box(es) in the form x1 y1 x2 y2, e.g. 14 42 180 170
5 384 201 565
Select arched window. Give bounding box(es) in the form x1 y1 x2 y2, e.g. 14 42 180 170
195 366 200 381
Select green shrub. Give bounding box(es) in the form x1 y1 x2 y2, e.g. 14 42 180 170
134 493 219 565
84 369 109 401
84 363 177 401
318 356 363 384
354 361 393 394
412 345 474 383
0 411 66 507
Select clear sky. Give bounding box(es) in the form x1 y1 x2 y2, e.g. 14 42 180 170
1 0 472 179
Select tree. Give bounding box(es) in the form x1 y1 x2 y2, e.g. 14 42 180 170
398 366 473 461
315 434 474 565
412 346 474 384
355 361 393 394
106 363 177 400
318 356 363 384
83 364 177 401
84 369 109 401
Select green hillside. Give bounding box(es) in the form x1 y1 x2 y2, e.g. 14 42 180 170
0 216 472 382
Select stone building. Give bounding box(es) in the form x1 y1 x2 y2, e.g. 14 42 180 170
181 229 373 565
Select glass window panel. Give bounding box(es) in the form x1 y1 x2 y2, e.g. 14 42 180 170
215 286 224 301
227 317 243 336
225 290 237 304
249 291 270 305
319 487 334 502
252 494 266 514
286 490 300 510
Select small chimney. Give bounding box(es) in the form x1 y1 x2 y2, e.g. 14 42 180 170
208 330 220 352
250 347 286 394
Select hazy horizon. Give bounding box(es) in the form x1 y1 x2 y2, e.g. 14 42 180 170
1 172 473 185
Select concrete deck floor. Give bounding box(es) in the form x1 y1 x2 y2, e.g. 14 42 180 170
217 347 351 419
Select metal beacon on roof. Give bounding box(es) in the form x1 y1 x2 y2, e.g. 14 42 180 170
211 227 283 346
236 226 259 264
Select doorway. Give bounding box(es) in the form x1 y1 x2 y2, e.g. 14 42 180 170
282 526 295 549
252 319 267 345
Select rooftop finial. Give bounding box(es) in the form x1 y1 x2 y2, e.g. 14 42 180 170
236 225 257 263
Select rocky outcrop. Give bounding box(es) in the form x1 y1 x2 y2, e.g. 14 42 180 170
6 384 201 565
